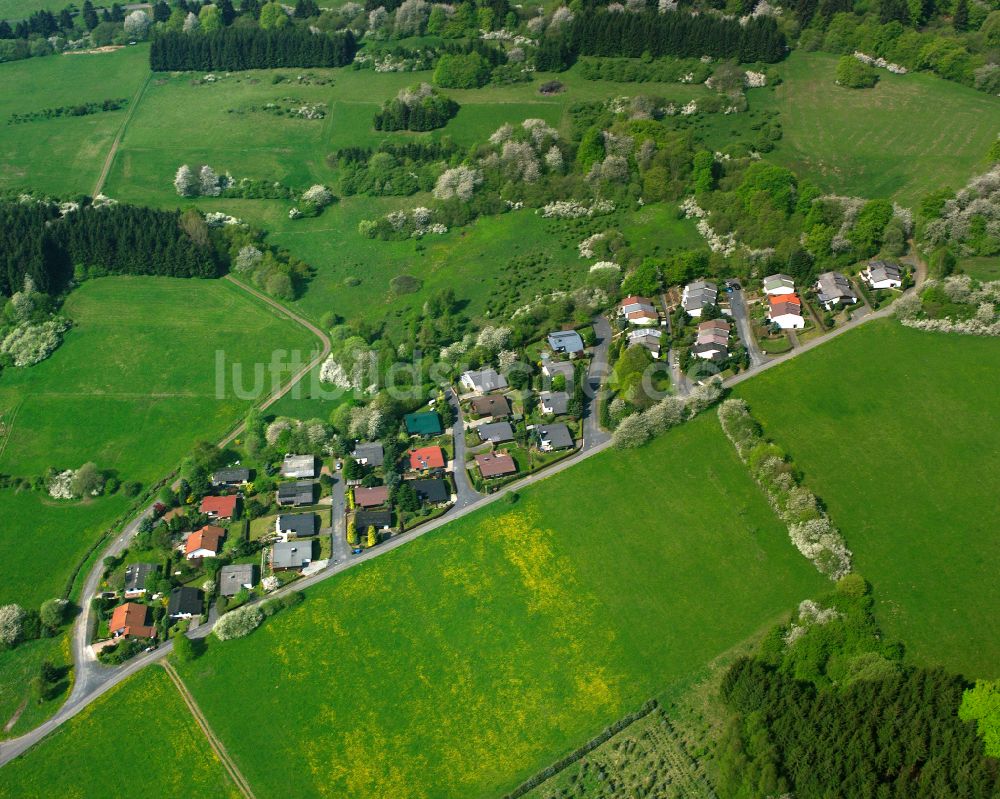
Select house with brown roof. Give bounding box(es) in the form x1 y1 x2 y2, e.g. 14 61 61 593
767 294 805 330
619 296 659 326
475 452 517 479
469 395 511 419
109 602 156 640
199 495 238 520
354 485 390 508
185 525 226 559
409 446 446 472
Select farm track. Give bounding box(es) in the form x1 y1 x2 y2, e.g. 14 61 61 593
92 70 151 197
0 399 23 462
162 662 257 799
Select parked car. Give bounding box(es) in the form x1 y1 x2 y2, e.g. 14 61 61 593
352 548 363 555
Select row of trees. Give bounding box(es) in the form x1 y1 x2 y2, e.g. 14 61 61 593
0 201 220 298
149 27 356 71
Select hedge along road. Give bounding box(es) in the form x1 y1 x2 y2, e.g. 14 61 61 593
0 261 924 768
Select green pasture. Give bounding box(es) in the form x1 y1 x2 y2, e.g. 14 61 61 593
736 319 1000 679
178 413 824 799
0 667 241 798
0 634 69 740
756 51 1000 206
0 46 149 196
0 276 316 608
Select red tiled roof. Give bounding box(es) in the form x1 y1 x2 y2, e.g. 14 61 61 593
110 602 156 639
409 447 446 471
199 495 238 518
620 295 653 307
354 486 390 508
475 452 517 478
185 525 226 556
769 293 801 307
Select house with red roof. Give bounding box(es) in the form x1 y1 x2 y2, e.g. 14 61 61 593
767 294 805 330
185 525 226 559
109 602 156 640
409 446 446 472
199 494 238 520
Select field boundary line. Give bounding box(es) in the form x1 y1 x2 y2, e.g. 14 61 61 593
161 662 257 799
93 70 152 197
0 399 24 462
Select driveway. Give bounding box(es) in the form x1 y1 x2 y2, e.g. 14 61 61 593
727 286 767 368
326 476 349 566
582 316 612 450
448 388 482 509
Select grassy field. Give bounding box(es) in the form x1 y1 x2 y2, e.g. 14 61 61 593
0 276 316 608
177 414 825 799
756 51 1000 206
0 667 241 798
0 46 149 196
0 634 70 740
736 319 1000 679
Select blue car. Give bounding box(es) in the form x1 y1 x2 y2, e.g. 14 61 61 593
352 548 363 555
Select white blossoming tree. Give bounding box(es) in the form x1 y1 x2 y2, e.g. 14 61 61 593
174 164 197 197
433 166 482 201
0 604 25 646
123 9 150 38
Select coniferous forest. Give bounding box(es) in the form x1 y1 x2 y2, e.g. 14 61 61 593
0 201 220 297
149 28 356 71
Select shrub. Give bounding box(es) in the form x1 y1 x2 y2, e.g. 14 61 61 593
213 604 264 640
836 55 878 88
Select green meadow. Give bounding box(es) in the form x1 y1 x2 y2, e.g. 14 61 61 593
0 46 149 196
758 51 1000 206
0 276 316 608
178 414 825 799
0 667 241 799
736 319 1000 679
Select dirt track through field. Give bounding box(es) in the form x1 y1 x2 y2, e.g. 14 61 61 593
162 662 257 799
92 71 151 197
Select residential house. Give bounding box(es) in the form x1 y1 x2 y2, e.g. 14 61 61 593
681 281 719 318
404 411 443 437
475 452 517 479
276 480 314 507
815 271 857 310
540 359 575 388
352 442 384 468
167 586 203 619
276 513 318 539
768 295 805 330
281 454 316 479
109 602 156 639
763 274 796 296
477 421 515 445
271 541 312 571
409 446 446 472
184 525 225 560
199 495 237 520
547 330 585 356
539 391 569 415
537 423 574 451
409 478 449 504
862 260 903 290
219 563 257 597
123 563 158 597
627 327 663 358
354 510 392 533
692 319 730 361
354 485 390 509
469 395 511 419
459 368 508 394
211 467 250 488
619 295 659 326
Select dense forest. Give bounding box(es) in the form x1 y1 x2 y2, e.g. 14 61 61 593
149 27 356 71
0 201 220 297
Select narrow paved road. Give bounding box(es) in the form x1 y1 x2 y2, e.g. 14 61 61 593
582 315 612 449
0 260 924 767
728 286 767 368
448 387 482 509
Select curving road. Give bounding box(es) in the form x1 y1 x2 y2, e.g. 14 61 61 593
0 267 923 767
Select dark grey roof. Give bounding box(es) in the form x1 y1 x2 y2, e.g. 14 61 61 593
277 481 314 505
219 564 257 597
816 271 856 304
478 421 515 443
683 280 718 312
211 468 250 485
281 454 316 478
537 423 574 450
278 513 318 537
124 562 158 593
547 330 585 354
410 478 449 504
352 442 384 467
271 541 312 570
168 587 203 616
355 510 392 531
539 391 569 415
867 260 902 281
461 368 508 393
691 341 729 360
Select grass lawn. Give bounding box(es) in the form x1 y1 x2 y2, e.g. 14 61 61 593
755 51 1000 206
960 256 1000 282
0 276 316 609
0 46 149 196
736 319 1000 679
177 413 825 799
0 667 241 798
